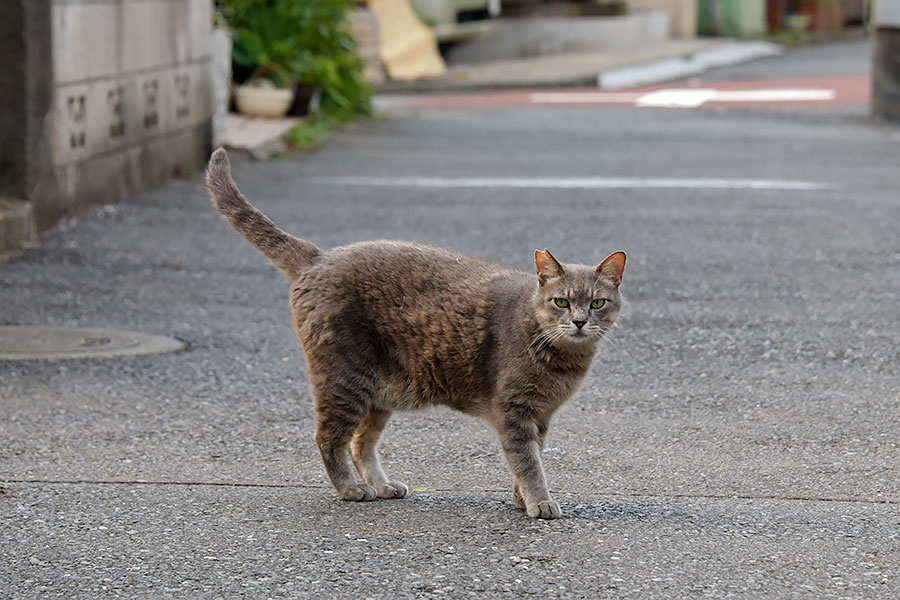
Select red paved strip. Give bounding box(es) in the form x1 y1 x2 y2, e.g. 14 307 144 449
390 75 870 109
393 90 539 108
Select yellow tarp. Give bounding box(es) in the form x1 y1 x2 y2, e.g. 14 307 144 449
368 0 447 81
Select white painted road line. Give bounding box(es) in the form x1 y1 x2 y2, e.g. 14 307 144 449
529 92 643 104
529 88 837 108
314 176 835 192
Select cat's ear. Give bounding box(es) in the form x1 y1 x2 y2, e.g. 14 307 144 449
596 251 626 287
535 249 565 284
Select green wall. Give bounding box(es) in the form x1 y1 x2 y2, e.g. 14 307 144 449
698 0 766 37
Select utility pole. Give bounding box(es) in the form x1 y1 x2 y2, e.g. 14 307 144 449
872 0 900 121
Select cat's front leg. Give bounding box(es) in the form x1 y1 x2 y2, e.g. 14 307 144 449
498 411 560 519
513 482 526 511
512 420 547 511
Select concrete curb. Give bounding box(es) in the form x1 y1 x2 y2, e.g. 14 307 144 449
599 41 783 89
221 114 301 160
0 198 37 258
377 72 598 94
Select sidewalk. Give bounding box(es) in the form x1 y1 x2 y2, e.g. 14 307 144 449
379 38 782 92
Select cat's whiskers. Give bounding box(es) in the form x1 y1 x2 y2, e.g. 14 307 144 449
543 326 568 351
529 324 570 353
594 326 629 359
528 326 555 352
549 326 570 347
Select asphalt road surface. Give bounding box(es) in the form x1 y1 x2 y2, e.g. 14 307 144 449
2 40 899 598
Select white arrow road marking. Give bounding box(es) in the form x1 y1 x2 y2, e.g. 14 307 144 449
313 176 834 192
529 88 837 108
636 88 837 108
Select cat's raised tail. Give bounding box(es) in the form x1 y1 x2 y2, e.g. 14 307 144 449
206 148 321 280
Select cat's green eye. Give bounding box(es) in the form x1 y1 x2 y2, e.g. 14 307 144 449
590 298 606 309
553 298 570 308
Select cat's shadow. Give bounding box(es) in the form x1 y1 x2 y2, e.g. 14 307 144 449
290 490 654 527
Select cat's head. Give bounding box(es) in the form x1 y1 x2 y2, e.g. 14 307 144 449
531 249 626 348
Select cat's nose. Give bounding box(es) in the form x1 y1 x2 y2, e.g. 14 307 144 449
572 320 586 329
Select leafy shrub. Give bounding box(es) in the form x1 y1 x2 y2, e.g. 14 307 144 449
217 0 372 119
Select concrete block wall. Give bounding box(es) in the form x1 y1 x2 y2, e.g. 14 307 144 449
1 0 213 232
628 0 697 38
446 11 670 63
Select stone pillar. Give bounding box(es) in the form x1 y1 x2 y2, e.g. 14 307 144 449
872 0 900 122
0 0 214 232
0 1 53 205
210 28 233 150
0 1 50 251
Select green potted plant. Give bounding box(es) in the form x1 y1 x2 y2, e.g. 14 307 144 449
217 0 372 121
229 6 303 117
294 0 373 120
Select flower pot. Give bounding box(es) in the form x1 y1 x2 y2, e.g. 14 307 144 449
234 83 294 118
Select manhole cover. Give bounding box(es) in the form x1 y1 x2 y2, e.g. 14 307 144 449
0 326 186 360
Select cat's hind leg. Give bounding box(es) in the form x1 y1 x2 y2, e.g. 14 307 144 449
299 302 386 502
312 380 378 502
350 408 408 499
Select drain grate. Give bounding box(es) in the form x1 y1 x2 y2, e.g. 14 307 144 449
0 326 186 360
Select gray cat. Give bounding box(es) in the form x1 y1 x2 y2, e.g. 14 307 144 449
206 148 626 519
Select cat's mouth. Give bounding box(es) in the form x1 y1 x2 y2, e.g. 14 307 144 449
567 328 594 342
531 323 604 352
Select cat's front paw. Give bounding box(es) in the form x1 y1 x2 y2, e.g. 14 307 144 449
526 499 561 519
376 480 408 499
339 483 377 502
